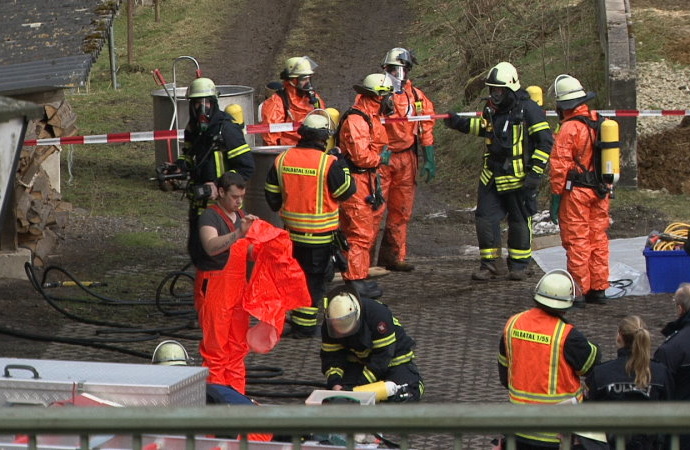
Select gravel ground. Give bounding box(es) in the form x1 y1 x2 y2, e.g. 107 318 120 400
636 61 690 137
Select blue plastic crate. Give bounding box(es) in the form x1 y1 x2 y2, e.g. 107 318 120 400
643 248 690 293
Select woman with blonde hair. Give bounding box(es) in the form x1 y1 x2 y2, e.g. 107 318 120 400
585 315 674 449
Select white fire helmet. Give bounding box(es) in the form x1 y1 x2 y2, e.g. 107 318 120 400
550 74 597 110
533 269 580 310
485 62 521 92
187 77 218 99
353 73 394 97
283 56 318 78
325 286 362 338
298 109 336 141
151 340 191 366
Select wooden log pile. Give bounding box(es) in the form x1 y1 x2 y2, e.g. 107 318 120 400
16 99 76 267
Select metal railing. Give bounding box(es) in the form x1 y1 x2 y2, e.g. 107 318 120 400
0 402 688 449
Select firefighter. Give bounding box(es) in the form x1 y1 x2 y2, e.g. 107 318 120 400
260 56 326 146
498 269 600 449
176 77 255 267
265 109 356 338
320 284 424 402
375 48 437 272
151 340 192 366
549 74 610 305
337 73 394 299
444 62 553 281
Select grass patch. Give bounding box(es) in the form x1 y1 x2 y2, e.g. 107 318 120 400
64 0 243 223
630 0 690 64
112 231 169 248
406 0 605 205
614 188 690 223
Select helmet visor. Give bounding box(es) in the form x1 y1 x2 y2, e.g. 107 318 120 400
326 310 360 338
385 65 407 82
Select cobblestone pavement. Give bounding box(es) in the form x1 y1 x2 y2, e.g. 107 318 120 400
35 230 674 449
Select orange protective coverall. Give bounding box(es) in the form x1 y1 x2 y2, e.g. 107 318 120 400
195 218 310 393
376 81 435 266
195 238 251 392
338 95 388 281
550 104 610 295
260 81 325 146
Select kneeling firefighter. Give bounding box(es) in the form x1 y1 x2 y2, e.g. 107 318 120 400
548 74 619 306
320 285 424 402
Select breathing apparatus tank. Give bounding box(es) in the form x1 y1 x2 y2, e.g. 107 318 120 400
325 107 340 151
353 380 400 402
526 85 543 107
600 118 620 186
225 104 245 133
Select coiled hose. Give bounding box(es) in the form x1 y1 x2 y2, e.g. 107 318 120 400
651 222 690 251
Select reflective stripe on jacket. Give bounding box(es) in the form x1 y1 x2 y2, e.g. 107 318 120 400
274 148 339 243
502 308 584 444
464 90 552 192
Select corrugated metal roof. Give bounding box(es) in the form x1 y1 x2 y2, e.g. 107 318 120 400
0 0 120 95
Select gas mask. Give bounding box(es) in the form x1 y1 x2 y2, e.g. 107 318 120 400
379 94 395 116
191 97 213 131
488 87 516 112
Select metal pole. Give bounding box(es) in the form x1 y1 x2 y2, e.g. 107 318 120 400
108 21 119 90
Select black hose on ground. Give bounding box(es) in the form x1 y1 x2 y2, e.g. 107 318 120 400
15 262 326 399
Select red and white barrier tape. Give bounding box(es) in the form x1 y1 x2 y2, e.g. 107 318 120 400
24 130 183 147
22 110 690 146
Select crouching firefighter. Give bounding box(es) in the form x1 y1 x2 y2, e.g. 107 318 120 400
265 109 356 338
175 77 255 260
320 285 424 402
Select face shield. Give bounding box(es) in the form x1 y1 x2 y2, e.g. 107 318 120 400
384 65 408 92
325 291 361 338
326 308 361 338
385 66 406 94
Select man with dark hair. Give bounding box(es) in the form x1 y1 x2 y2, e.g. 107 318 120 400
194 172 257 393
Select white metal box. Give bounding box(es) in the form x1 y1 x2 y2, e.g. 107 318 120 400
0 358 207 407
